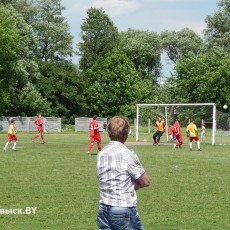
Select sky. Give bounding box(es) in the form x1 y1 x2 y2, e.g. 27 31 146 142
62 0 219 77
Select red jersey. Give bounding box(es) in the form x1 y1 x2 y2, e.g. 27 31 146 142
89 120 99 135
35 117 43 133
35 117 43 127
89 119 101 143
172 121 183 142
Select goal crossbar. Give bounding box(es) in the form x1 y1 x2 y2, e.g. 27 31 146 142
136 103 216 144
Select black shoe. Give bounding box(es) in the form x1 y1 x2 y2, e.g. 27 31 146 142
190 149 192 151
197 149 201 151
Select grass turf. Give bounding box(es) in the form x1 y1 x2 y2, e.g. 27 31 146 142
0 133 229 229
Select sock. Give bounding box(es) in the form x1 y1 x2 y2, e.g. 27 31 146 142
41 135 45 142
189 142 192 149
13 141 17 149
4 141 9 149
197 141 200 149
97 143 101 151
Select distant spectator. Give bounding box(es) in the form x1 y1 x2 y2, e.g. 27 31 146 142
201 122 205 141
103 121 107 133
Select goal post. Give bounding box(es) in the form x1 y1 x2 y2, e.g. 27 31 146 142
136 103 216 145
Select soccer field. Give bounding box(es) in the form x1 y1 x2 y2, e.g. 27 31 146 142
0 133 229 230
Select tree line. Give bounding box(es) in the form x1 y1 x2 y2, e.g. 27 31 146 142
0 0 229 123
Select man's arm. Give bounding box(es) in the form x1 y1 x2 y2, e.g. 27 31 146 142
135 172 150 190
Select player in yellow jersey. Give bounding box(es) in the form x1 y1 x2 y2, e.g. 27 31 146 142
153 117 165 145
3 119 18 151
186 119 201 151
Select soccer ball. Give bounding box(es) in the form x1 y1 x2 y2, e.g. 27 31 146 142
223 104 228 109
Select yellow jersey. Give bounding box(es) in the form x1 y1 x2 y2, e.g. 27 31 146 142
186 123 198 137
8 124 16 135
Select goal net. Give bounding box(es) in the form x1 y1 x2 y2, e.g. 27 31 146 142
215 110 230 145
136 103 217 145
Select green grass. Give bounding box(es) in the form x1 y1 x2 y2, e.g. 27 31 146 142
0 133 230 229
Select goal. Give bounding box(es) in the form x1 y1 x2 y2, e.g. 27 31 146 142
135 103 216 144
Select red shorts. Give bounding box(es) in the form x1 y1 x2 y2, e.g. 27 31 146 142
175 134 183 143
90 133 101 143
190 136 199 142
7 134 17 142
37 126 43 133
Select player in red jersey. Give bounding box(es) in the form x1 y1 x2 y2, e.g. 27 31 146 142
32 113 45 144
87 115 101 156
172 120 183 149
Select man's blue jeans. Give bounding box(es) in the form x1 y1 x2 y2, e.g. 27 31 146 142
97 204 144 230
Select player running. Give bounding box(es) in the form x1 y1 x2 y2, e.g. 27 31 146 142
32 113 45 144
3 119 18 151
87 115 102 156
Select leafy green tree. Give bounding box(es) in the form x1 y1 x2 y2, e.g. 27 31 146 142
161 28 204 64
0 6 23 114
172 49 230 112
119 29 162 81
18 82 52 116
84 49 142 118
37 62 86 122
204 0 230 52
1 0 38 24
33 0 73 62
0 5 42 115
78 7 119 71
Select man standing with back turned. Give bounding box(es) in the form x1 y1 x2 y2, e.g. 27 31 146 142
186 118 201 151
97 116 150 230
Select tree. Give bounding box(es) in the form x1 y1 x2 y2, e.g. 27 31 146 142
84 49 142 118
204 0 230 52
161 28 204 64
18 82 52 116
78 7 119 71
0 5 43 115
37 62 86 122
172 49 230 112
1 0 38 24
0 6 25 114
33 0 73 62
119 29 162 82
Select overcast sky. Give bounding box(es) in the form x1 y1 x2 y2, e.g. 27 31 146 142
62 0 219 77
